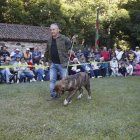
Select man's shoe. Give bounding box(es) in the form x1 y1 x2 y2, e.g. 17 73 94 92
46 96 59 101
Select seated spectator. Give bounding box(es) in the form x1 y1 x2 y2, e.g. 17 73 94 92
110 57 118 76
19 58 36 83
35 60 45 81
23 48 32 62
115 47 124 62
43 62 50 81
13 55 22 83
70 58 81 75
134 63 140 76
0 46 10 60
126 49 136 65
26 59 34 71
0 55 4 66
118 63 127 77
88 49 95 60
100 57 108 77
83 48 91 61
10 48 16 58
80 54 94 78
32 47 41 64
12 48 23 61
94 48 101 61
0 57 13 84
76 49 83 59
126 63 133 76
68 50 76 62
100 46 110 62
134 46 140 64
90 57 100 78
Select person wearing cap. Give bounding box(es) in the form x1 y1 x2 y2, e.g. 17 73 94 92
12 48 23 61
45 23 71 99
134 46 140 64
23 48 32 61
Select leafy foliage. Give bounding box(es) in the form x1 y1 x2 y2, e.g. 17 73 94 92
0 0 139 48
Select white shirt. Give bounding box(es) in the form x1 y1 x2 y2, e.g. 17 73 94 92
126 64 133 75
115 50 124 61
134 51 140 63
13 61 21 71
110 60 118 68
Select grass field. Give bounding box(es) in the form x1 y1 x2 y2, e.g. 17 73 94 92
0 77 140 140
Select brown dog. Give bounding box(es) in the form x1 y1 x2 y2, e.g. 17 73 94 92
54 72 91 106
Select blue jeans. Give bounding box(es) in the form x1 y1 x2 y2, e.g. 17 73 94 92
1 68 13 83
36 68 44 81
50 63 66 97
20 72 33 82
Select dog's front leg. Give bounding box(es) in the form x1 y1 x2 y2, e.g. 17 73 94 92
64 90 77 106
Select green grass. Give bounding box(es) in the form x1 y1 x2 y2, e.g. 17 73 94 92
0 77 140 140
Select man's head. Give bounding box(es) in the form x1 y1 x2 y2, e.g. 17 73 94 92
3 46 7 51
135 46 139 52
5 57 11 64
50 23 60 38
34 47 39 51
73 58 79 64
20 57 25 63
26 48 30 52
15 48 20 53
103 46 107 51
16 56 21 62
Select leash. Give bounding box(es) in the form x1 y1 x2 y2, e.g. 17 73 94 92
65 35 78 77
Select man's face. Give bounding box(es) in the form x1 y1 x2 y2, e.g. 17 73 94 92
16 57 20 62
5 59 10 64
3 47 7 51
103 47 107 51
50 25 60 38
136 48 139 52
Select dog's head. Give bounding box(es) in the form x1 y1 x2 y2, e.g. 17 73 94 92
54 79 68 97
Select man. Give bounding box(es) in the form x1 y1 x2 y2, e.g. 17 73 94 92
126 62 133 76
110 57 118 76
115 47 124 61
118 63 127 77
45 23 71 99
100 47 110 76
100 46 110 62
32 47 41 64
0 46 10 59
126 49 136 65
1 57 13 84
134 46 140 64
13 55 22 83
12 48 23 61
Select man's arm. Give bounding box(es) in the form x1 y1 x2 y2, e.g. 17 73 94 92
65 37 72 51
44 44 50 62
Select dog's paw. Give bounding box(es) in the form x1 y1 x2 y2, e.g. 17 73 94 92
68 100 72 104
77 94 83 99
64 99 69 106
87 96 91 100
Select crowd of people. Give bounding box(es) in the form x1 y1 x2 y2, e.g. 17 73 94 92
0 45 140 84
0 46 49 84
68 46 140 78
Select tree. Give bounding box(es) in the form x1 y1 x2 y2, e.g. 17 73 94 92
0 0 7 22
